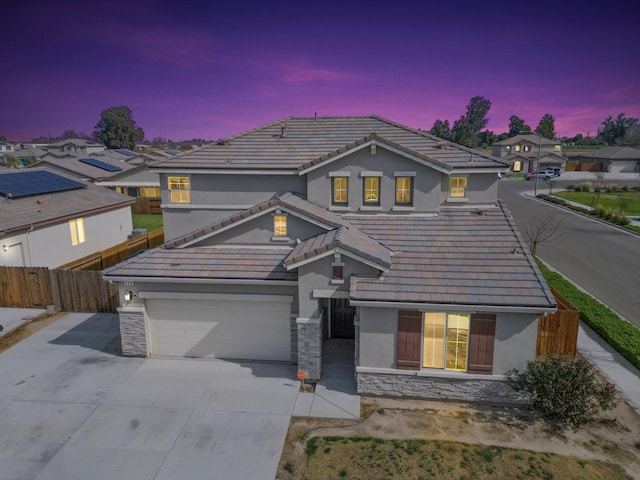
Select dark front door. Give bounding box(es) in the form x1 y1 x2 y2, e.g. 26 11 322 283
330 298 355 338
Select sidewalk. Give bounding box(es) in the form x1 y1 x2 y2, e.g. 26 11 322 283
578 323 640 416
0 307 46 337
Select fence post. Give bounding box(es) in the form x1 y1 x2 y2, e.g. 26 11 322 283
48 268 62 312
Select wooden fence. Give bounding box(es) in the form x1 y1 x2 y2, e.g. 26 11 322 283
536 287 580 361
0 267 118 312
131 197 161 215
58 228 164 271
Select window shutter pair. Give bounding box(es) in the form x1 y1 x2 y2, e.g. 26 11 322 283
396 311 495 374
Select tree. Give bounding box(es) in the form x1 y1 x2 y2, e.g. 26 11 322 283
622 124 640 146
452 96 492 147
508 115 531 137
598 113 639 145
536 113 556 139
522 212 564 256
93 106 144 149
509 356 617 429
428 119 452 140
477 130 497 147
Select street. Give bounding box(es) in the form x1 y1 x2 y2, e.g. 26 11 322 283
499 173 640 328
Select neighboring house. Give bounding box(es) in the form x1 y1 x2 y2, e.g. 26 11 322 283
45 138 106 157
10 146 49 165
571 146 640 173
31 155 135 182
95 163 161 199
0 169 134 268
492 135 566 172
104 115 556 404
0 142 15 154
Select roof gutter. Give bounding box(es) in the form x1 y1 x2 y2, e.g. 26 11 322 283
101 275 297 286
349 299 556 314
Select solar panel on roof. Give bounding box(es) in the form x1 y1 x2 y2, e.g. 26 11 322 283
113 149 137 156
79 157 122 172
0 170 86 198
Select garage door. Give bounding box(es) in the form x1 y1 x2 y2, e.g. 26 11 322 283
147 298 291 361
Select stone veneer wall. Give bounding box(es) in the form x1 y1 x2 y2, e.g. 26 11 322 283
297 317 321 380
357 371 530 405
354 319 360 381
290 316 298 363
118 307 147 357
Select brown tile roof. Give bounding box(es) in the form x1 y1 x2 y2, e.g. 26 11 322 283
576 146 640 160
165 192 347 248
153 116 505 171
284 225 391 270
347 203 556 309
494 134 559 146
103 247 296 281
0 168 134 237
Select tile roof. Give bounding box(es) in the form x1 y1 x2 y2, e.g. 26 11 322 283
494 134 559 146
153 116 506 171
575 146 640 160
284 225 391 270
103 247 296 281
165 192 347 248
347 203 556 309
34 155 135 180
0 168 134 236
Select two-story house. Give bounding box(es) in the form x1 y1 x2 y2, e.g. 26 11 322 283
492 134 567 173
43 138 106 158
104 116 556 404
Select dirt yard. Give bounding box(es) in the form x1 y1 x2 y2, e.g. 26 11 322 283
277 395 640 479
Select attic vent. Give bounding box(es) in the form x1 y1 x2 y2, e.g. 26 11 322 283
216 139 230 146
280 126 287 138
437 142 447 150
474 209 487 216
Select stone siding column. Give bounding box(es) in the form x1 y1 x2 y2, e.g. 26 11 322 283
118 306 148 357
297 316 322 381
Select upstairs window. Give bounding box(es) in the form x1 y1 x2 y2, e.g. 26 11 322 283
523 145 531 152
363 177 380 205
395 177 413 205
273 215 287 237
554 145 561 152
332 177 348 205
69 217 85 246
514 145 521 152
449 177 467 198
168 176 191 203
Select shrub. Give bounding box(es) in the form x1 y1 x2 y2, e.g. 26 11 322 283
593 204 605 217
581 182 592 192
509 356 617 428
566 185 576 191
605 183 618 193
619 215 630 225
605 211 614 221
621 185 629 192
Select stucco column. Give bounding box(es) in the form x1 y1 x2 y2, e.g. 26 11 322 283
297 316 322 381
118 306 148 357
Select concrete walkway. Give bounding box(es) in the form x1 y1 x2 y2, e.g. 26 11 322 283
0 307 46 336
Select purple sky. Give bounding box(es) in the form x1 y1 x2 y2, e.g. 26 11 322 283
2 0 639 142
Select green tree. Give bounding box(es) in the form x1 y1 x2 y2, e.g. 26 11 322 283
0 135 6 142
93 106 144 149
508 115 531 137
535 113 556 139
428 119 452 140
477 130 497 147
599 113 638 145
452 96 491 147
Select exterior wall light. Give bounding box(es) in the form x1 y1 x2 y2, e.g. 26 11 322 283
124 291 133 302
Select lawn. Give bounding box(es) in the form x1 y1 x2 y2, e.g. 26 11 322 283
554 190 640 215
132 214 163 231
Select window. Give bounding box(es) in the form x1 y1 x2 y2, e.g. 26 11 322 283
69 218 85 246
523 145 531 152
274 215 287 237
514 145 521 152
554 145 561 152
449 177 467 198
363 177 380 205
140 187 160 198
395 177 413 205
397 311 495 374
332 177 348 205
332 265 343 280
168 176 191 203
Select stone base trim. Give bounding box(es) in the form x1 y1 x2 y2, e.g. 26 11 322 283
297 316 321 381
117 306 148 357
357 370 530 405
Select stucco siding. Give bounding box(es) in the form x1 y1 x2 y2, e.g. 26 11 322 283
441 172 498 205
358 307 397 368
306 147 441 213
493 312 538 374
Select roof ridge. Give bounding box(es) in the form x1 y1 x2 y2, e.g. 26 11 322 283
215 116 293 143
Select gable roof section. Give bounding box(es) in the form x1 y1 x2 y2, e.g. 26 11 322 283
152 116 506 172
103 247 296 282
0 168 134 237
33 155 134 180
576 146 640 160
284 225 392 271
347 203 556 309
165 192 348 249
494 135 559 146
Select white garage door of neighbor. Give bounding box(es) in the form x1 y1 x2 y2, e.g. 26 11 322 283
147 298 291 361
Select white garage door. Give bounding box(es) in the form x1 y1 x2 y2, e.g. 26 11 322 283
147 298 291 361
610 160 637 173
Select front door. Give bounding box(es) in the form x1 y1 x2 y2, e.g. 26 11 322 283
330 298 355 338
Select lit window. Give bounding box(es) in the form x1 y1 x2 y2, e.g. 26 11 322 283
395 177 413 205
274 215 287 237
69 218 85 246
423 312 470 371
168 176 191 203
523 145 531 152
140 187 160 198
514 145 521 152
449 177 467 198
363 177 380 205
554 145 561 152
332 177 348 205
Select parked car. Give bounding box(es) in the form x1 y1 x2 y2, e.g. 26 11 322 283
524 170 552 181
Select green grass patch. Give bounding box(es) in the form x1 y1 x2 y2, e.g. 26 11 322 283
554 191 640 216
132 214 163 231
536 260 640 370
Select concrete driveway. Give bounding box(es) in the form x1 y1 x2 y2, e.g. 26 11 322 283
0 312 300 480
